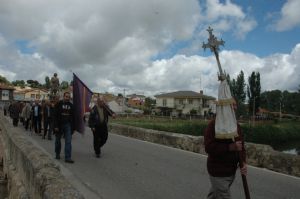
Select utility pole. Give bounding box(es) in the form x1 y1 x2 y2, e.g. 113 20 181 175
253 97 255 126
123 88 126 113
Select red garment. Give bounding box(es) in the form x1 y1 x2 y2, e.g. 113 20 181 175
204 119 246 177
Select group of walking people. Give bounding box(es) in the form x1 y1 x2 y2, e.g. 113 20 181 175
3 99 56 140
3 88 247 198
3 92 116 164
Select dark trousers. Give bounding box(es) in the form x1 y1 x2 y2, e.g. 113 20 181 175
44 118 49 136
55 123 72 160
13 118 18 126
33 116 41 134
44 119 53 139
25 118 30 130
93 124 108 155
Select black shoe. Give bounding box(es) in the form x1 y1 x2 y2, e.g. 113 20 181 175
65 159 74 163
48 137 52 140
96 154 100 158
55 155 60 160
42 136 45 139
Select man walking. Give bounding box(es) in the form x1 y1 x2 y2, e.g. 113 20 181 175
43 100 54 140
32 100 42 135
54 92 75 163
88 96 116 158
204 95 247 198
23 102 32 131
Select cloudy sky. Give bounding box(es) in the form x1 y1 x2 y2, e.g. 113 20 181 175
0 0 299 98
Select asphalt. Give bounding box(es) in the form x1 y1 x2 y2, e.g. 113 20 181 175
9 120 300 199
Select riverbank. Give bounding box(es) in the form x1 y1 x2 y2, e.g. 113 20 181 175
111 117 300 155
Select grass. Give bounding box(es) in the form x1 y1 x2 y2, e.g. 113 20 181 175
111 116 300 148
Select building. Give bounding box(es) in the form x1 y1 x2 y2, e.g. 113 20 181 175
155 90 215 117
0 84 14 101
126 94 145 108
13 88 50 101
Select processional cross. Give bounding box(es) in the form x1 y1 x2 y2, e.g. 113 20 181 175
202 26 225 81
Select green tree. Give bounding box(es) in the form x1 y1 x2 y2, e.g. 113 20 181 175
11 80 25 88
260 90 281 112
247 71 261 115
143 97 156 114
60 81 69 90
0 75 10 84
27 79 42 88
44 76 51 89
226 71 246 117
234 71 246 117
261 90 300 115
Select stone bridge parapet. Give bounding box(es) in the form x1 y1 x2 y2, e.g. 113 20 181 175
110 123 300 177
0 114 84 199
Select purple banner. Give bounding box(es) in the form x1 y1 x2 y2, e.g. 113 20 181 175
73 73 93 134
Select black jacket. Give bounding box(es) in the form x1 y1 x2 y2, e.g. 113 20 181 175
31 104 42 118
88 105 114 128
54 100 74 130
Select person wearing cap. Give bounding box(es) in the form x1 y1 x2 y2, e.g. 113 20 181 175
88 96 116 158
204 81 247 199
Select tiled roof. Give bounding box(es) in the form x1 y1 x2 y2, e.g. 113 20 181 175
0 84 15 90
155 91 215 100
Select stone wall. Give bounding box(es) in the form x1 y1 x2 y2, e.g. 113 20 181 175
110 123 300 177
0 115 84 199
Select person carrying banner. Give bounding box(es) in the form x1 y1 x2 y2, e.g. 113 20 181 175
54 92 75 163
88 96 116 158
205 98 247 199
203 26 249 199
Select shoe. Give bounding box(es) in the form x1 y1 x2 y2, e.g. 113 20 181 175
65 159 74 163
96 154 100 158
55 155 60 160
42 136 45 139
48 137 52 140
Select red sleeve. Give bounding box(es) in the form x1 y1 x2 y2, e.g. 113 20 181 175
204 120 230 156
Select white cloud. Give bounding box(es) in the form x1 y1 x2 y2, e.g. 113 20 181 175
273 0 300 31
203 0 257 39
0 0 299 99
141 44 300 98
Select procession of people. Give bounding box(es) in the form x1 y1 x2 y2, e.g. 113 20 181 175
2 26 251 198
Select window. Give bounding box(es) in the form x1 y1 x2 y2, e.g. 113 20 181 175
188 99 193 104
179 99 183 105
163 99 167 106
2 90 9 100
31 94 35 99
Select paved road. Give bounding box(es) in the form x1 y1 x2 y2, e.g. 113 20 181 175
13 123 300 199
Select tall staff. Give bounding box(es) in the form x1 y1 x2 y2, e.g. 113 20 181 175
202 26 225 80
203 26 251 199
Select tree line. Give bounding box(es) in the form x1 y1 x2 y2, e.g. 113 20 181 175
227 71 300 117
0 75 70 90
1 73 300 116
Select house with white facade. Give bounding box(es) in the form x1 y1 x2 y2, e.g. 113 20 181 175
155 90 215 117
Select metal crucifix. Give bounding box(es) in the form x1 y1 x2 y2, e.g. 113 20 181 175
202 26 225 81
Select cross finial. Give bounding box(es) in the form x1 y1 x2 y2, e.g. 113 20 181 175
202 26 225 53
202 26 226 81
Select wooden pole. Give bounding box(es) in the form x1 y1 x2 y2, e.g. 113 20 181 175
239 152 251 199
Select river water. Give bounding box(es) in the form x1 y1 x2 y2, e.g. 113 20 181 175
273 141 300 155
